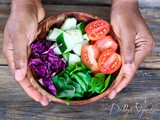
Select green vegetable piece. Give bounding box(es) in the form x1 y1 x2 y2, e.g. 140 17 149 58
64 73 84 96
56 32 75 53
89 73 106 93
72 74 87 92
101 74 111 93
53 77 75 98
66 98 70 105
52 62 94 104
76 21 86 34
69 63 84 74
76 72 91 91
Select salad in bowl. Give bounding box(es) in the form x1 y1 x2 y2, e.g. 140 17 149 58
27 12 124 105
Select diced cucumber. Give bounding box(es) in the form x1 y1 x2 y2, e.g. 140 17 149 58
63 52 70 61
66 29 84 44
73 40 89 56
60 18 77 30
83 34 90 41
63 53 81 65
47 28 63 41
68 53 81 65
57 32 76 54
76 21 86 35
53 43 62 55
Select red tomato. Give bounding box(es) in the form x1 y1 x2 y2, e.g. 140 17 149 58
95 35 118 52
98 49 121 74
85 19 110 41
81 45 101 73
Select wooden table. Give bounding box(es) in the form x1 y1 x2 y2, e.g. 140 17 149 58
0 0 160 119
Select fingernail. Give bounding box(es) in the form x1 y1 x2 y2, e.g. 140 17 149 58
49 99 52 102
108 90 117 99
15 69 25 81
40 101 48 106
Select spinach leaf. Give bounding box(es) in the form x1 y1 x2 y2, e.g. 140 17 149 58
89 73 106 93
64 73 84 97
101 74 111 93
52 62 112 105
52 62 92 102
72 74 87 92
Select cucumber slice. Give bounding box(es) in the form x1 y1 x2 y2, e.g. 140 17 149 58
68 53 81 65
73 40 89 56
63 52 70 61
63 53 81 65
76 21 86 35
83 34 90 41
60 18 77 30
47 28 63 41
53 43 62 55
57 32 76 54
66 29 84 44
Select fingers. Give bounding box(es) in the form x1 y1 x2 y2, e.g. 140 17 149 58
11 33 28 81
108 26 136 99
37 6 45 22
108 64 136 99
18 77 49 106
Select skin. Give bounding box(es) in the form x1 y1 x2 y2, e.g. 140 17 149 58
2 0 49 106
108 0 155 99
2 0 155 105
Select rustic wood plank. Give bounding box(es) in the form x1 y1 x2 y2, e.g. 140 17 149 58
0 66 160 119
0 5 160 69
41 0 160 8
1 0 160 8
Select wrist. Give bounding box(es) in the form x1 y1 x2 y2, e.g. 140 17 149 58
112 0 137 4
111 0 138 11
11 0 43 11
111 0 138 7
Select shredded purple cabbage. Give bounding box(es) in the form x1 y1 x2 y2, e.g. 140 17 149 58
29 38 66 95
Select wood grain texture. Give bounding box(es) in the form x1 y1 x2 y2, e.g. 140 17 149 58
0 66 160 119
0 1 160 120
1 0 160 7
0 5 160 70
41 0 160 8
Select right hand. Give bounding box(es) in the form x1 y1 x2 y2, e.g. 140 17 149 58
2 0 49 106
108 0 155 99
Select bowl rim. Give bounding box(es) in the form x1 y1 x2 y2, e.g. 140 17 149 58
27 12 124 106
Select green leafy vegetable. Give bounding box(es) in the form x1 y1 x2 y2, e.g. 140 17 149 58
52 62 112 105
89 73 111 94
52 62 92 101
101 74 111 93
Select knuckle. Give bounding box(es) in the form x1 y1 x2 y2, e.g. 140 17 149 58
146 38 156 51
151 39 156 50
2 47 7 57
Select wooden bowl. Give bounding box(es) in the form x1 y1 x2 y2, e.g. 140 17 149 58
27 12 124 105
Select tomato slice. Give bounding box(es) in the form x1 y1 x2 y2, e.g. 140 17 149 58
98 49 121 74
85 19 110 41
81 45 101 73
95 35 118 52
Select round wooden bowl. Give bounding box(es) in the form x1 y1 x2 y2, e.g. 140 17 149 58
27 12 124 105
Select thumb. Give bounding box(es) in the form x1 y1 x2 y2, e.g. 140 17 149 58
12 34 28 81
120 29 136 73
37 6 45 22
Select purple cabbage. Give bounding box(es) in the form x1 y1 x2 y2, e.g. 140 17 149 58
29 38 66 95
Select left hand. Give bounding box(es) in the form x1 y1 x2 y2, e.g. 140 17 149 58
2 0 49 106
108 0 155 99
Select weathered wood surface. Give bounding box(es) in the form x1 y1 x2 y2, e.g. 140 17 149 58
0 1 160 120
1 0 160 8
0 4 160 69
0 66 160 119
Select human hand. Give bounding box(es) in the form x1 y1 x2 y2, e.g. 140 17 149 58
108 0 155 99
2 0 49 106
